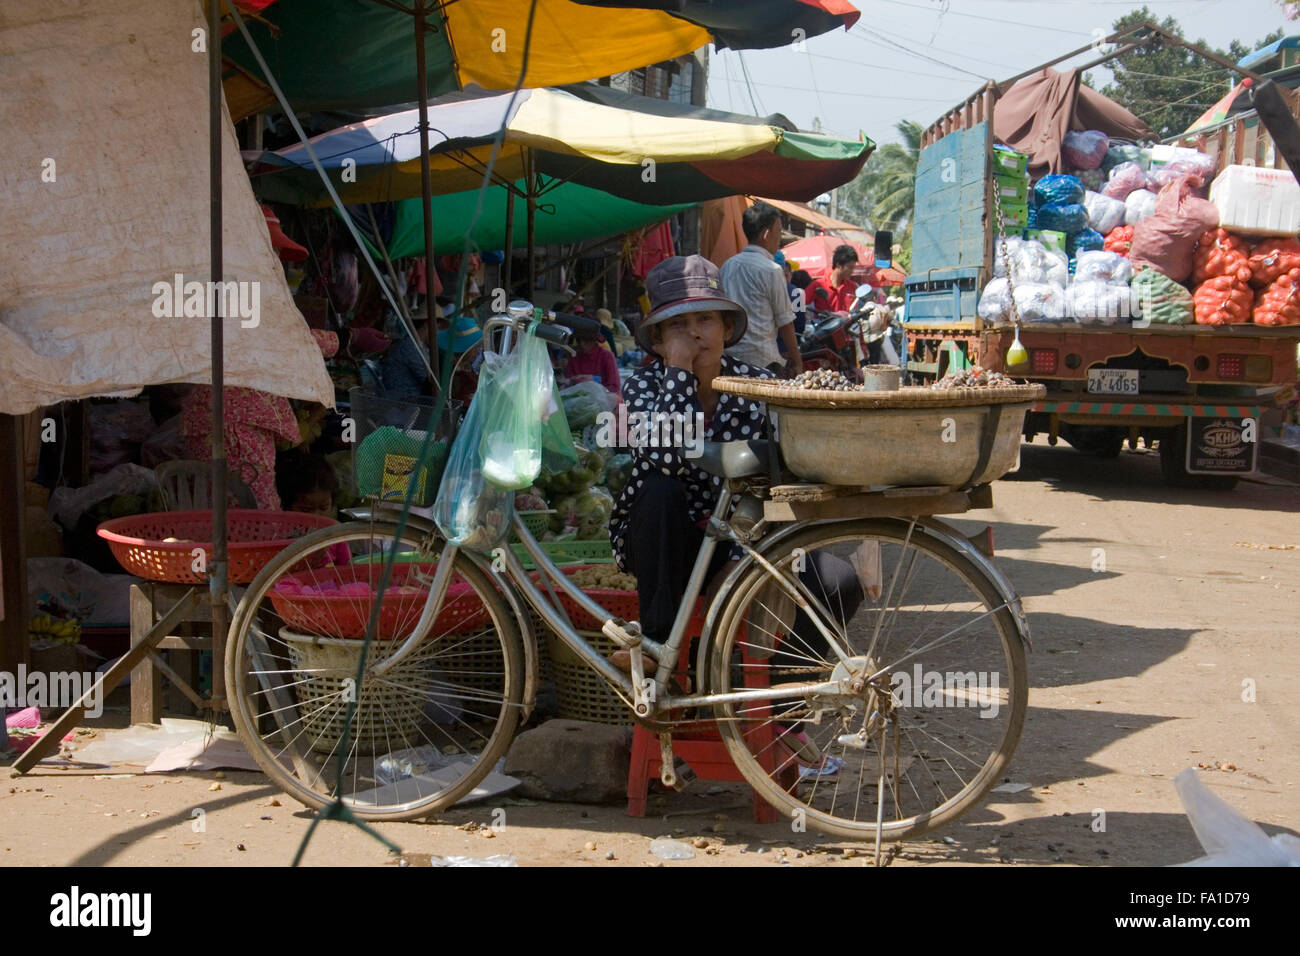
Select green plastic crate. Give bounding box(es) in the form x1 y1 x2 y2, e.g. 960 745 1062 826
992 146 1028 176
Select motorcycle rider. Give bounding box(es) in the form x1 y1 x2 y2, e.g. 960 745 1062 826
806 244 864 314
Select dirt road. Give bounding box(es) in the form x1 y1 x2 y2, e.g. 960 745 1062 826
4 439 1297 867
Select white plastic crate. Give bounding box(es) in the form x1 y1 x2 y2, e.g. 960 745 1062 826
1210 164 1300 237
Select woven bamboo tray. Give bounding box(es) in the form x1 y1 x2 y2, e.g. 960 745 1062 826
712 377 1045 409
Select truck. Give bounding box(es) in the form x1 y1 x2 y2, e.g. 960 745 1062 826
902 21 1300 490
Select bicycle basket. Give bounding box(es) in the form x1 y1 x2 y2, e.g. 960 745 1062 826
349 387 461 507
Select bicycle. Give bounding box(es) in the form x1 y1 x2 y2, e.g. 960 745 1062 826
225 303 1031 842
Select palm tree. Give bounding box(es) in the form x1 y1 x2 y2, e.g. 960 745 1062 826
839 120 922 267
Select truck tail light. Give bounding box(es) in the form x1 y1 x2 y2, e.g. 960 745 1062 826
1030 349 1059 374
1244 355 1272 382
1217 354 1243 379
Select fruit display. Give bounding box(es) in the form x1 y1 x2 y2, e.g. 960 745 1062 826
564 566 637 591
28 613 81 645
931 367 1018 389
789 369 857 391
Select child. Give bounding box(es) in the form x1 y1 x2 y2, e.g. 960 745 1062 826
563 325 621 396
276 451 349 564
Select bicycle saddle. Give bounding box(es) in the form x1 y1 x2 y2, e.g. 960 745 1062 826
697 440 776 478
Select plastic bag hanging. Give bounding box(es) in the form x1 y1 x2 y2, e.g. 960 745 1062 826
477 325 555 490
1007 325 1029 367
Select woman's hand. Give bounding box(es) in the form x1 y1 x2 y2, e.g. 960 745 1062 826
659 324 700 370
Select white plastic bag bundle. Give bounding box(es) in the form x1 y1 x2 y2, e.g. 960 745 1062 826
1084 190 1126 235
1074 250 1133 284
994 237 1068 287
1124 188 1158 225
1066 281 1133 325
1174 768 1300 866
979 277 1067 323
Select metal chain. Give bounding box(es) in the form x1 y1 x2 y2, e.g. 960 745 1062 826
990 167 1023 328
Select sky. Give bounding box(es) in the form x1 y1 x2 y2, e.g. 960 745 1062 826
705 0 1293 146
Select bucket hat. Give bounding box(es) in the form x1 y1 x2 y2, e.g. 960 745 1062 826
437 313 483 354
636 255 747 353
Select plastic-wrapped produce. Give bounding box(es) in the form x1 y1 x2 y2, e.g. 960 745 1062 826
1101 162 1149 201
979 277 1067 323
1104 225 1135 257
1067 229 1105 258
1130 267 1194 325
1130 176 1221 283
1067 281 1134 325
1083 190 1126 235
1036 202 1089 234
978 277 1012 322
994 237 1068 286
1149 146 1217 183
1063 130 1109 170
1033 174 1085 207
1124 189 1157 225
1074 250 1132 284
1103 143 1149 172
1070 167 1105 192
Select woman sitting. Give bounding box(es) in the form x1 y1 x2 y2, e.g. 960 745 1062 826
609 255 863 663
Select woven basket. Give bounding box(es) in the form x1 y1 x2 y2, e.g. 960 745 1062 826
280 629 434 756
545 629 632 726
713 376 1045 409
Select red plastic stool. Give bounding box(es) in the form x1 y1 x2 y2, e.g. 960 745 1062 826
626 613 798 824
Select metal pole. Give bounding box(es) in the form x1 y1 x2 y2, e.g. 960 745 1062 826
526 153 537 293
502 185 515 298
414 0 441 389
208 0 228 714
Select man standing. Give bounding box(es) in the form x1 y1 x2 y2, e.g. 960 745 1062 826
806 244 863 313
720 202 802 375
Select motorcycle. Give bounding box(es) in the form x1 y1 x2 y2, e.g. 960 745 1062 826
798 284 904 380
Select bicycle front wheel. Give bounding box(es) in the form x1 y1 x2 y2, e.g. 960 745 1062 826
225 519 525 821
708 518 1028 840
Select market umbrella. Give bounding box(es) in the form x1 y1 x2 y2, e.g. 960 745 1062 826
782 235 879 283
250 86 873 209
221 0 862 121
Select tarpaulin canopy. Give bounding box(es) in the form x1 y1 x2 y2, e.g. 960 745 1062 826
347 180 696 258
781 235 880 283
250 85 873 207
993 68 1156 177
221 0 861 121
0 0 334 415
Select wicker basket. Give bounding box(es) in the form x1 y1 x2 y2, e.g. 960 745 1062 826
280 629 434 756
545 629 632 726
712 376 1045 409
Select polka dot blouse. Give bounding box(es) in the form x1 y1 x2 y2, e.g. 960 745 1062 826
609 354 773 572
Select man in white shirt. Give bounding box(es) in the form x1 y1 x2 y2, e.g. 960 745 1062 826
719 202 802 374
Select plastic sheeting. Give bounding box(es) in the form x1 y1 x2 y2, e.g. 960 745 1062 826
0 0 334 415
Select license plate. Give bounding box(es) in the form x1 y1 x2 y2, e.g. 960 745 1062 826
1087 369 1139 395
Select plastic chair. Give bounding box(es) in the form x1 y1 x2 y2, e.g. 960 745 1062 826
155 460 257 511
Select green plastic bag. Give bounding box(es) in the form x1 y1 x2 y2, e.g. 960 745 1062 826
1131 268 1194 325
432 375 513 553
477 326 555 490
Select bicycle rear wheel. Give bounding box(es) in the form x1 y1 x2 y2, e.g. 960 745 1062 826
708 518 1028 840
225 519 525 822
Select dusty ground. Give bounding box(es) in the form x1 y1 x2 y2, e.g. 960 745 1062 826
4 438 1298 867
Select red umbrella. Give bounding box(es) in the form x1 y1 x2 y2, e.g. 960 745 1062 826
782 235 874 281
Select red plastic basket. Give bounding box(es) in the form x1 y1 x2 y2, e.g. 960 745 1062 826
267 563 491 640
532 564 638 630
96 510 338 584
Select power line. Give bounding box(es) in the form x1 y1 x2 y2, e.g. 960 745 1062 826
849 24 1002 75
875 0 1093 37
736 50 764 115
715 76 955 102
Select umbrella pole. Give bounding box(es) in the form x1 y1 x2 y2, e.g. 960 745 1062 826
526 154 537 293
414 0 440 388
207 0 228 715
503 187 514 298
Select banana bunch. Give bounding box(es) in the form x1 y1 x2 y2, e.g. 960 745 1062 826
29 613 81 645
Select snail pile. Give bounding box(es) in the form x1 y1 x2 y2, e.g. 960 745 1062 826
931 366 1017 390
789 369 858 391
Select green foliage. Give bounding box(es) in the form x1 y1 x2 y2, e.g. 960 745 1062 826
1093 8 1285 139
839 119 922 234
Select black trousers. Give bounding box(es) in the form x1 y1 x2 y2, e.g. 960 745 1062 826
623 472 864 657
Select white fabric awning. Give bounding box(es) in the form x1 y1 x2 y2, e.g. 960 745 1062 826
0 0 334 414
